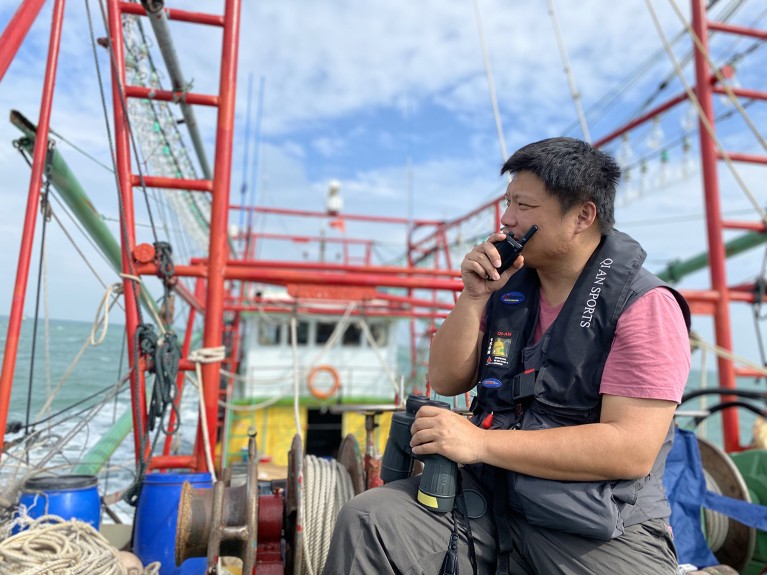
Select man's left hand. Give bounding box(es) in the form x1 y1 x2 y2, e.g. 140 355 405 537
410 405 485 464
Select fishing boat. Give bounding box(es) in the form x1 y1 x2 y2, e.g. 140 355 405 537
1 0 767 573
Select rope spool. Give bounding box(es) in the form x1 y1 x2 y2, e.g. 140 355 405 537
697 436 755 573
0 515 160 574
286 433 358 575
301 455 355 575
306 365 341 400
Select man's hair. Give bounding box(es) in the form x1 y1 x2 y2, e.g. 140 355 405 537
500 137 620 235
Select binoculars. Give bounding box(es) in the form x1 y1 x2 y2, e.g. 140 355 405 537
381 394 458 513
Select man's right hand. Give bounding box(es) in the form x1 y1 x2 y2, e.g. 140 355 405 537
460 232 524 297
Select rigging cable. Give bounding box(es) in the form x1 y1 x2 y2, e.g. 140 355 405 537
546 0 591 142
105 328 128 501
22 142 55 441
645 0 767 224
85 0 151 506
562 28 687 136
562 0 730 136
627 0 746 119
665 0 767 155
472 0 509 166
689 332 767 377
88 0 189 506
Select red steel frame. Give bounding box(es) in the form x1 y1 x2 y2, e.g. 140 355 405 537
0 0 760 464
0 0 66 451
591 0 765 452
104 0 241 472
0 0 47 83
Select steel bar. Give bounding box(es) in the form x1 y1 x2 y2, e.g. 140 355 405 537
0 0 66 453
118 1 224 26
691 0 740 451
131 174 213 192
124 85 219 107
199 0 242 474
0 0 47 82
107 0 149 462
138 2 214 179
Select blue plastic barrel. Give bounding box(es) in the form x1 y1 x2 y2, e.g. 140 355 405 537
133 472 212 575
18 474 101 529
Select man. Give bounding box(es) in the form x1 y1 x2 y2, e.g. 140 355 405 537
324 137 690 575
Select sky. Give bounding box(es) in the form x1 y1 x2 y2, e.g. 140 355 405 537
1 0 767 367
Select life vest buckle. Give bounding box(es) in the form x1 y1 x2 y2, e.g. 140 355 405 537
511 368 538 402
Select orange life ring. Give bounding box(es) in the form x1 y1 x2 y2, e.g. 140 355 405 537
306 365 341 400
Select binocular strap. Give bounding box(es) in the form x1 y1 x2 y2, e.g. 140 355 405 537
439 472 478 575
492 467 514 575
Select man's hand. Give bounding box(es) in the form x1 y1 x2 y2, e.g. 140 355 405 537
461 232 523 297
410 406 486 465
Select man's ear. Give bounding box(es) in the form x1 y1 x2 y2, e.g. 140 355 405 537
574 201 597 232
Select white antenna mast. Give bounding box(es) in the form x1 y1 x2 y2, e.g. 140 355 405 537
547 0 592 142
472 0 510 174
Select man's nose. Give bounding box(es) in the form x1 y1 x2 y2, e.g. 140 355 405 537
500 206 517 228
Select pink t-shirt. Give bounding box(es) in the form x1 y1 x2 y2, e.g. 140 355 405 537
482 287 690 402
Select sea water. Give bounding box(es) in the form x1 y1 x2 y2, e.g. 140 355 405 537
0 316 200 524
2 316 766 524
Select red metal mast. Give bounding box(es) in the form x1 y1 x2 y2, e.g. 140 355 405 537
0 0 47 83
105 0 242 472
690 0 740 451
0 0 66 452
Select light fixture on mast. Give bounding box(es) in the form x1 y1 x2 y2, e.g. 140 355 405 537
326 179 342 215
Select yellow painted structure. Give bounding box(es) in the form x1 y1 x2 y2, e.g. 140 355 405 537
225 406 394 468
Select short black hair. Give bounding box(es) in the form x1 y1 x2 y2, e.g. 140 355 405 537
500 137 620 234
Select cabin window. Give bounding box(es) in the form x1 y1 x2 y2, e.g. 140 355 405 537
258 321 282 346
305 409 342 459
316 321 336 344
342 323 362 346
369 322 388 346
288 320 310 345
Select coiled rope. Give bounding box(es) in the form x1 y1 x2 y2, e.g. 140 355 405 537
0 515 160 574
188 346 227 483
702 469 729 553
301 455 355 575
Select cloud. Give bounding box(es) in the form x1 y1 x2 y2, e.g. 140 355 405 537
0 0 766 382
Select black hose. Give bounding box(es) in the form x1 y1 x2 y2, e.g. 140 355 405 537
681 387 767 405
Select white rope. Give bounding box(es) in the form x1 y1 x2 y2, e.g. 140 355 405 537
702 469 729 551
90 282 124 346
290 317 302 441
472 0 509 168
289 302 359 439
0 515 160 574
356 318 401 395
306 303 358 367
645 0 767 224
690 332 767 376
43 246 52 412
547 0 591 142
34 282 126 420
188 346 226 483
664 0 767 154
300 456 355 575
118 272 168 335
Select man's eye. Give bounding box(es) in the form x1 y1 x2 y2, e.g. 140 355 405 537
504 199 511 207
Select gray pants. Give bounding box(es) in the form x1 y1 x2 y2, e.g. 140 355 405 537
323 469 678 575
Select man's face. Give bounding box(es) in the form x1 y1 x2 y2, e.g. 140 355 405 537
500 171 584 268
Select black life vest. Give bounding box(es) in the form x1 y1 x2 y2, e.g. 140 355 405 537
469 230 691 540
